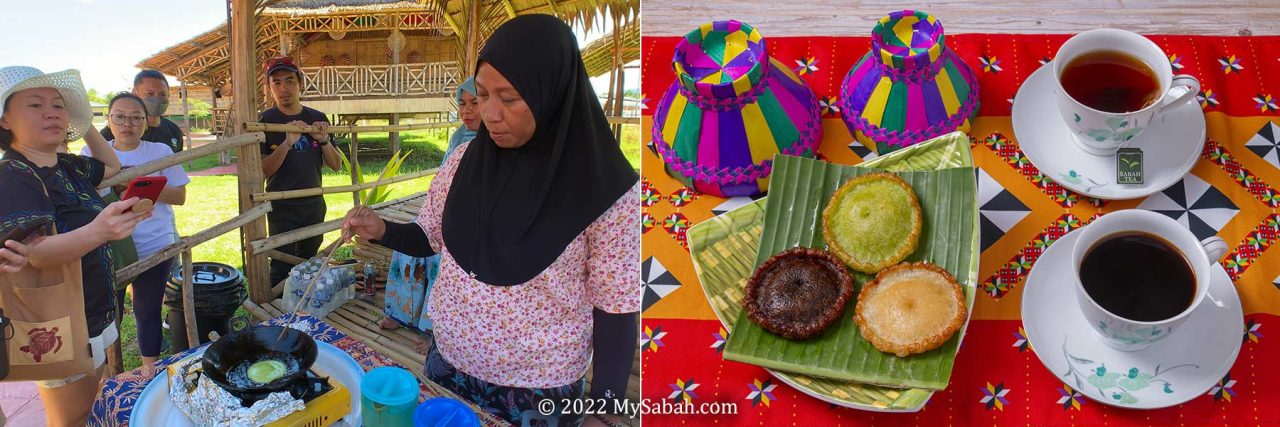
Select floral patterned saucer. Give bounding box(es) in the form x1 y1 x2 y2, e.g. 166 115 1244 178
1021 228 1242 409
1011 62 1205 200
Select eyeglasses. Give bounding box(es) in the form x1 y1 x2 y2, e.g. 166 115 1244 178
109 114 146 126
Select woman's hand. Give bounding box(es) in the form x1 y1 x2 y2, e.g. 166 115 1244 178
83 123 122 178
342 205 386 241
90 197 152 242
0 239 34 273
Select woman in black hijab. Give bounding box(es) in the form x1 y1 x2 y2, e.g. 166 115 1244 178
344 14 639 427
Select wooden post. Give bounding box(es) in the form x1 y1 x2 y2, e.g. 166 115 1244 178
611 13 626 140
181 250 200 346
180 80 192 153
231 0 273 304
389 113 400 153
213 89 230 164
106 305 123 375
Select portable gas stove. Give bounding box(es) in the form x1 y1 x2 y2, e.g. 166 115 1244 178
167 359 351 427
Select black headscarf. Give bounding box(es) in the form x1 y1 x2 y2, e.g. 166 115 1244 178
442 14 638 286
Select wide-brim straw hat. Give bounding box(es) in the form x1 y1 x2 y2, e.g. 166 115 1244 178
0 66 93 142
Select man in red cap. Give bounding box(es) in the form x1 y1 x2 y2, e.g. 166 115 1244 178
258 55 341 285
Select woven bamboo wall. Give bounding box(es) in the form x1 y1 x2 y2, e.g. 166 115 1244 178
297 33 457 66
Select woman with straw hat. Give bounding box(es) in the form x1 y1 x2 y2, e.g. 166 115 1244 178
0 66 151 426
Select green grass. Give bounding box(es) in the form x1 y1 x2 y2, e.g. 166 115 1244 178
94 126 640 371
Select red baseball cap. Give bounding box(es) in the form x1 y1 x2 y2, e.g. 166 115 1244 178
263 55 303 81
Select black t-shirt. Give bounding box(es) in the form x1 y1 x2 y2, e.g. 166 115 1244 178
259 106 329 204
0 151 115 336
101 116 185 154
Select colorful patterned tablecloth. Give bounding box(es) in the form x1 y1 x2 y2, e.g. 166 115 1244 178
88 314 474 426
640 33 1280 425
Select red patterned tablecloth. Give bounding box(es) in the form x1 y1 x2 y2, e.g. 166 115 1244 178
640 33 1280 425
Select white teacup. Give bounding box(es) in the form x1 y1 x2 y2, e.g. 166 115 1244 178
1070 210 1227 351
1053 29 1200 156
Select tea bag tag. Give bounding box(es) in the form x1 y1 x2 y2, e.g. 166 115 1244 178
1116 148 1143 185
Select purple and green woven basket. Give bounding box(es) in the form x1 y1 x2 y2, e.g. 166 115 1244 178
652 20 822 197
840 10 980 155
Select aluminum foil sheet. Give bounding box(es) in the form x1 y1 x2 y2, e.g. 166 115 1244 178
167 355 306 427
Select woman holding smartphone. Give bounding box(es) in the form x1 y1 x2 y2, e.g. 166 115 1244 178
0 66 149 426
85 92 189 374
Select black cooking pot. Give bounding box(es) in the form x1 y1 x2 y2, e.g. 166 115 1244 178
201 325 318 402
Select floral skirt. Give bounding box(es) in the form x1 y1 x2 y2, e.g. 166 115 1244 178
425 337 587 426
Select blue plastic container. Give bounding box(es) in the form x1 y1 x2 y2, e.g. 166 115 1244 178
361 366 420 426
413 397 481 427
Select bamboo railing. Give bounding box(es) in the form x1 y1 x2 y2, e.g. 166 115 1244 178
98 132 265 189
251 167 439 202
245 116 638 134
249 190 428 260
245 121 462 133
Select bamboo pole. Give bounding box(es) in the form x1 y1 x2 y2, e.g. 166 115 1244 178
501 0 517 18
263 249 306 265
342 299 424 344
115 202 272 284
353 249 391 262
247 190 425 255
379 211 417 223
324 318 426 374
251 167 437 202
354 242 393 258
465 0 480 77
181 250 200 347
326 310 420 357
247 119 636 132
241 300 273 321
612 12 626 139
606 116 639 126
263 299 285 317
245 121 461 133
347 124 360 205
99 132 265 189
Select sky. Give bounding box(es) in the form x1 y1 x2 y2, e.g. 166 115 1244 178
0 0 638 97
1 0 229 93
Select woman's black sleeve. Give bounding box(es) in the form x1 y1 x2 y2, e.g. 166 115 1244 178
371 219 436 257
590 309 638 413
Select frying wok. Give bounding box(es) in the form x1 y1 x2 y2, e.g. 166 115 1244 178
201 325 318 402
